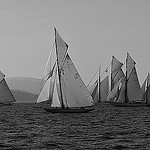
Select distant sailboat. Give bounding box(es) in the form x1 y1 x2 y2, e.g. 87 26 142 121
88 56 124 103
87 66 109 103
37 28 94 113
141 73 150 104
107 53 149 107
0 71 16 105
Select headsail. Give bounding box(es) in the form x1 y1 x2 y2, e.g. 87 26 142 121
37 63 56 103
88 80 99 103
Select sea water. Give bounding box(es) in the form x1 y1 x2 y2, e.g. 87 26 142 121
0 103 150 150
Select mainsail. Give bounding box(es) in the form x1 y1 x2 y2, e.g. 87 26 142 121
60 54 94 107
127 67 143 102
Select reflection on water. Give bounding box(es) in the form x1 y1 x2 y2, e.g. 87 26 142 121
0 103 150 149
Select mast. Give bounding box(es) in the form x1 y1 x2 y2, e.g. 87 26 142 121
54 28 65 108
98 65 101 101
125 53 128 103
146 73 149 104
111 56 113 90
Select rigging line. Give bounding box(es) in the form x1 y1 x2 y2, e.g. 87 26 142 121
87 62 111 87
100 61 111 77
87 67 99 87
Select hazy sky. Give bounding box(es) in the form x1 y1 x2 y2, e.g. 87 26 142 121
0 0 150 85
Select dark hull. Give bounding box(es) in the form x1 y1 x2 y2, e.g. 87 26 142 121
110 102 150 107
43 107 94 113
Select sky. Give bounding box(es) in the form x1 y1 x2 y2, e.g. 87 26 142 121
0 0 150 85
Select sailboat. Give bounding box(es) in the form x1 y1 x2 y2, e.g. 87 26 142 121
141 73 150 105
0 71 16 106
37 28 94 113
107 53 150 107
87 66 109 103
88 56 124 103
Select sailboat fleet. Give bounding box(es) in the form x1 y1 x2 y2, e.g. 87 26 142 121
1 27 150 112
87 52 150 107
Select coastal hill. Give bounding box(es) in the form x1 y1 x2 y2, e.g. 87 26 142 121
11 89 38 103
6 77 45 94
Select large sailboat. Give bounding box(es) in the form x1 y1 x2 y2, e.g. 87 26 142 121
37 28 94 113
107 53 150 107
0 71 16 106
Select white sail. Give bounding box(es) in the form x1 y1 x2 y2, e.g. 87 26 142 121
0 79 15 103
143 73 150 103
116 80 125 103
126 53 136 79
111 56 123 79
55 28 68 69
106 78 122 101
0 71 5 82
113 69 125 86
127 67 143 102
37 63 56 103
141 76 147 96
88 80 99 103
60 54 94 107
100 76 109 101
37 79 51 103
51 72 61 107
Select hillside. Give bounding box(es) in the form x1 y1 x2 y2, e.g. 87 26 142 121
11 89 38 103
6 77 45 94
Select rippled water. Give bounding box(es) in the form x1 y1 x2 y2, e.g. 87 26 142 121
0 103 150 150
